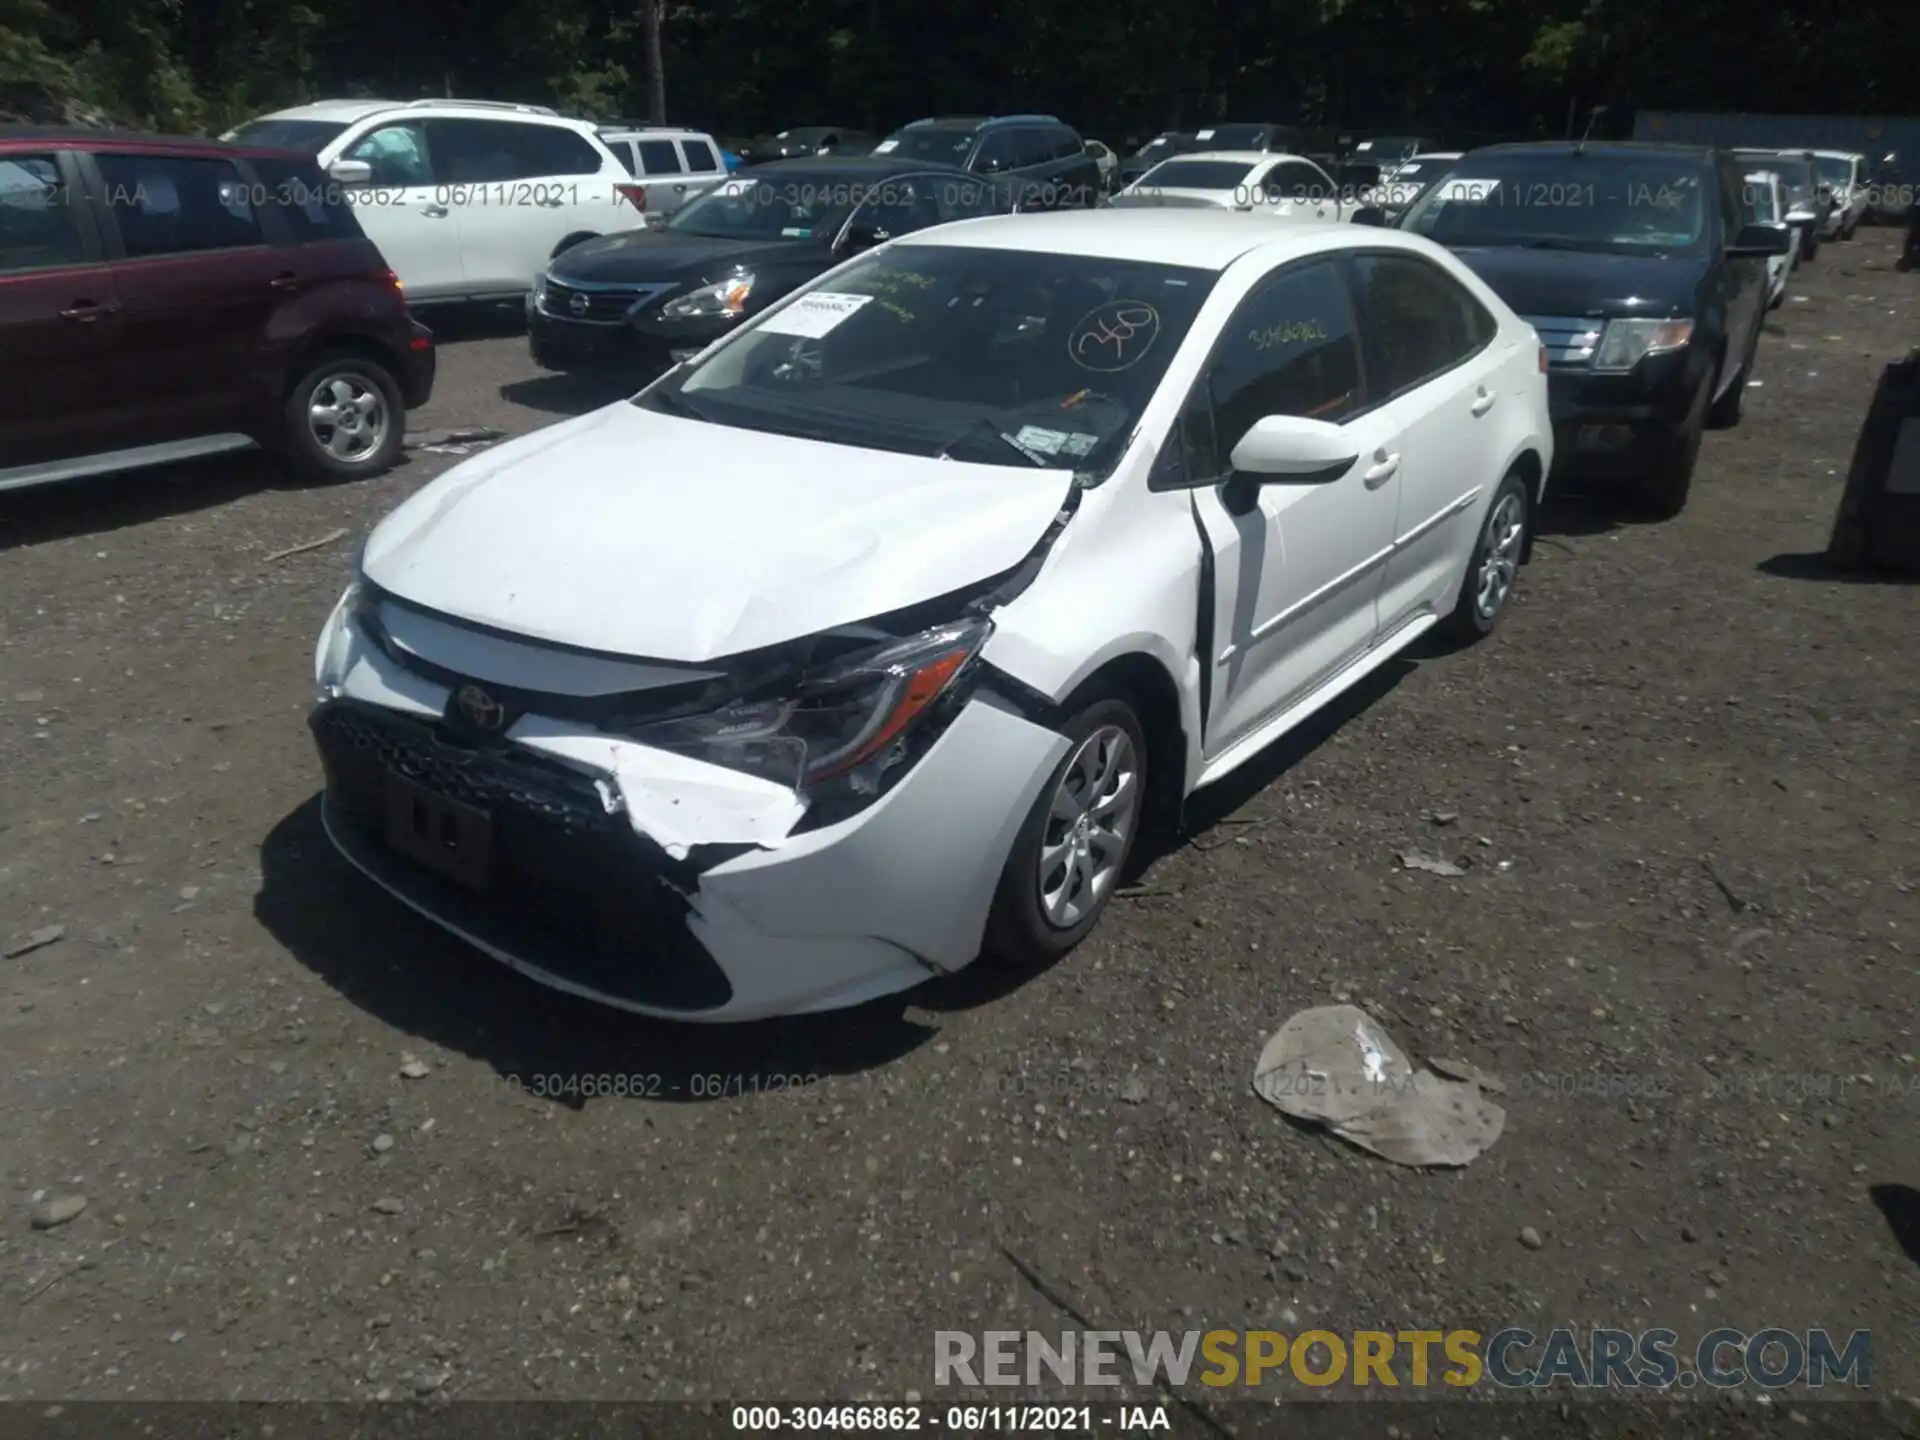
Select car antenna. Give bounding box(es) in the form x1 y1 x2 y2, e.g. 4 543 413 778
1575 104 1608 155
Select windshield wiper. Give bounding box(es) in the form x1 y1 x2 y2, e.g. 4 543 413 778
636 387 712 421
937 417 1050 467
1513 237 1601 250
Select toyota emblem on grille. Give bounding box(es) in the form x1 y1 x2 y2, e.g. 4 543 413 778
568 290 590 316
453 684 506 732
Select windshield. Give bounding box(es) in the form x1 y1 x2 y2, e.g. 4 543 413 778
1130 135 1186 160
1814 155 1854 186
1739 154 1812 192
1399 155 1711 254
1136 159 1257 191
225 118 349 154
638 243 1218 473
1743 174 1781 222
1202 124 1271 150
877 127 976 163
1356 137 1420 163
666 174 860 240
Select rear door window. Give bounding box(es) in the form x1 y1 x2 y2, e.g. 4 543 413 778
680 139 719 173
637 139 683 176
508 123 603 177
249 155 367 242
424 119 523 183
95 153 266 259
0 153 88 273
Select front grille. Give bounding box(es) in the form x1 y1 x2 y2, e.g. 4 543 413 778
541 279 673 324
311 701 733 1012
1524 314 1603 367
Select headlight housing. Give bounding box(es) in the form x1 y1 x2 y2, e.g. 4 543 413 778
1591 317 1694 372
624 617 992 798
661 270 755 320
529 271 549 305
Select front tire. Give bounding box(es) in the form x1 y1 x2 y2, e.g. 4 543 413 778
1636 369 1710 519
284 353 405 482
984 693 1147 968
1442 470 1530 642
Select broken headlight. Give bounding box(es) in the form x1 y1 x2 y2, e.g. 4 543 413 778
626 617 993 795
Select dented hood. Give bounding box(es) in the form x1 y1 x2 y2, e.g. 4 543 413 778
362 402 1075 663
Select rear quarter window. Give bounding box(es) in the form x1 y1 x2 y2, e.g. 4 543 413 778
249 156 367 242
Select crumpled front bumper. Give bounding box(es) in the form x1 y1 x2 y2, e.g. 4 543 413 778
309 594 1068 1021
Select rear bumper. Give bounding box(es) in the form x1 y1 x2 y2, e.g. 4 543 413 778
399 319 436 408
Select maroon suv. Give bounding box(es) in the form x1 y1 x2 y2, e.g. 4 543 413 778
0 126 434 493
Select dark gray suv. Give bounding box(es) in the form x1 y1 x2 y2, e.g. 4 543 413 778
873 114 1100 209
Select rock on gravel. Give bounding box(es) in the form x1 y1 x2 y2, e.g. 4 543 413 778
31 1194 87 1229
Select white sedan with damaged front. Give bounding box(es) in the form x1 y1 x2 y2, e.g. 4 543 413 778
310 210 1553 1021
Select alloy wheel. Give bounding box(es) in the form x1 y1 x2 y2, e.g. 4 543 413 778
308 373 391 464
1474 490 1527 621
1037 724 1140 929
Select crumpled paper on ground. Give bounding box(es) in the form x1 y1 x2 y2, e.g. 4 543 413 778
1251 1004 1505 1167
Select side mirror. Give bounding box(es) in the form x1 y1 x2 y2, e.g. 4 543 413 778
327 158 373 186
1350 206 1387 227
1728 221 1792 257
976 156 1007 175
1228 415 1358 481
839 223 887 253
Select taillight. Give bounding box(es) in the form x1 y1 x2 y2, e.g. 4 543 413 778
1538 341 1549 373
615 183 647 212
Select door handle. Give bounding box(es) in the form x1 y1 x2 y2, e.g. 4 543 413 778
1470 389 1495 416
59 301 112 322
536 195 564 207
269 272 300 291
1363 451 1401 487
421 203 449 217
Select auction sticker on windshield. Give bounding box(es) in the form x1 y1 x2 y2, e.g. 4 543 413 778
760 292 874 338
1013 425 1099 459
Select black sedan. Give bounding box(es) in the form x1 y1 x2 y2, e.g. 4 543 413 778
527 158 1013 373
739 126 877 166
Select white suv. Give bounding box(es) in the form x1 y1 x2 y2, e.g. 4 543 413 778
595 124 729 217
224 99 644 302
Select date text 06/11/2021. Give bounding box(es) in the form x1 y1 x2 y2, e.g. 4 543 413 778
728 1405 1171 1432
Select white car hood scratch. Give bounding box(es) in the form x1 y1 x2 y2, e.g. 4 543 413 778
362 402 1076 663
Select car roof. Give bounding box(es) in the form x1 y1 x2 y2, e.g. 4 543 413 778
1471 140 1718 162
248 99 591 131
0 124 302 159
249 100 403 123
897 208 1429 270
741 155 971 177
1809 148 1862 159
601 126 710 139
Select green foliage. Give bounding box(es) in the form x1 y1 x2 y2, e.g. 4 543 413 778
1 0 1913 138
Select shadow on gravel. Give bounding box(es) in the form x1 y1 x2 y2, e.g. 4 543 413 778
256 796 940 1106
1533 487 1633 540
414 302 528 343
1869 1184 1920 1268
500 372 650 418
0 450 426 552
1757 551 1916 584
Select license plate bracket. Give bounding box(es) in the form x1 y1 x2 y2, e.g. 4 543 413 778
384 771 493 891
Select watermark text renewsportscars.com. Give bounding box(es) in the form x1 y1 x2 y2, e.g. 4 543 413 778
934 1328 1871 1390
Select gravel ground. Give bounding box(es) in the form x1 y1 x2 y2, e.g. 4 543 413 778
1 231 1916 1415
